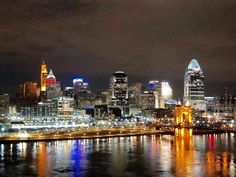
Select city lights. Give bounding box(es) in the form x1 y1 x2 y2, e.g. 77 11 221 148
0 1 235 176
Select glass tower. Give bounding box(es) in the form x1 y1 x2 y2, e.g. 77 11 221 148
110 71 128 106
184 59 205 111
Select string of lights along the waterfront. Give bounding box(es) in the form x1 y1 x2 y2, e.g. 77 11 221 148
0 1 236 177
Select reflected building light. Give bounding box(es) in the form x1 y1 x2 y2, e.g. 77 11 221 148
0 144 4 161
19 142 27 158
230 156 235 177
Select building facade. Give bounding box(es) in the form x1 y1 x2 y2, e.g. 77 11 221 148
183 59 205 111
18 82 38 103
154 81 173 109
46 69 61 100
139 91 155 110
56 97 74 119
40 61 48 92
110 71 128 106
73 78 89 94
129 83 143 107
0 93 10 116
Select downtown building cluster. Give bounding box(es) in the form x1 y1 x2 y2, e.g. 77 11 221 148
15 62 175 122
2 61 176 126
0 59 235 129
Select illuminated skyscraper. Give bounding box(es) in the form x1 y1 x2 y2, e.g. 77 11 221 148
140 91 155 110
64 87 74 98
46 69 61 100
184 59 205 110
153 81 173 108
110 71 128 106
129 83 143 107
73 77 92 108
0 93 10 115
40 61 48 92
148 80 159 91
46 69 56 85
73 78 89 94
147 80 173 109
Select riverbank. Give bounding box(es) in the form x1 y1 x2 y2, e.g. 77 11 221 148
0 128 233 143
0 128 163 143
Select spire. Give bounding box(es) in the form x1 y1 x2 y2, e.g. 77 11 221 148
47 69 56 79
187 59 201 70
49 69 53 75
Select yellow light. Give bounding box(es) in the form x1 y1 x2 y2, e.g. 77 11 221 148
40 61 48 92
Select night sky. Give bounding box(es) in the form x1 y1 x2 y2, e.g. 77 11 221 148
0 0 235 98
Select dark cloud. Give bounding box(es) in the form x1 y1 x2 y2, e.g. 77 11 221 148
0 0 235 97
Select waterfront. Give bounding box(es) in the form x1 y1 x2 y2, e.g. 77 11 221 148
0 131 236 177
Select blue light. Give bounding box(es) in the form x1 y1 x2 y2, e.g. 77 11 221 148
73 78 83 84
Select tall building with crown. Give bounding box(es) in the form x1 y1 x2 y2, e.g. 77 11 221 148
183 59 205 111
40 61 48 92
46 69 61 100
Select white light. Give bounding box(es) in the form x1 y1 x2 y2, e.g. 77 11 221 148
161 82 172 100
73 78 83 83
18 132 29 138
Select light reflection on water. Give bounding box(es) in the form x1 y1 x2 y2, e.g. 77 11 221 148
0 130 236 177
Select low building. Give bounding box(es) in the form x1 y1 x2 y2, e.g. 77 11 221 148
55 97 74 119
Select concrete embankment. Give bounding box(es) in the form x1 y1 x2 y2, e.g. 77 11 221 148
0 128 233 143
0 128 165 143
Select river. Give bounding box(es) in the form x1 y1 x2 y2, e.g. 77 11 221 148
0 130 236 177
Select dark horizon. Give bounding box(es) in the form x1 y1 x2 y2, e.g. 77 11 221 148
0 1 235 98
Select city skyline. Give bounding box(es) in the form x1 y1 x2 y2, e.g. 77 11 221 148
0 1 235 97
0 58 235 99
0 2 236 176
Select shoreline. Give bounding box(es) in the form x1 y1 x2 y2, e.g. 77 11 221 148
0 128 234 143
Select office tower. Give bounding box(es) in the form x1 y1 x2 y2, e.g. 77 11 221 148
73 77 92 108
101 91 112 104
139 91 155 110
110 71 128 106
0 93 10 115
154 81 173 108
129 83 143 107
18 82 38 102
148 80 159 91
184 59 205 110
73 78 89 94
64 87 74 98
40 61 48 92
46 69 61 100
46 69 56 85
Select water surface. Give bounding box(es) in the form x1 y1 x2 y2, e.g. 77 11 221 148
0 131 236 177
